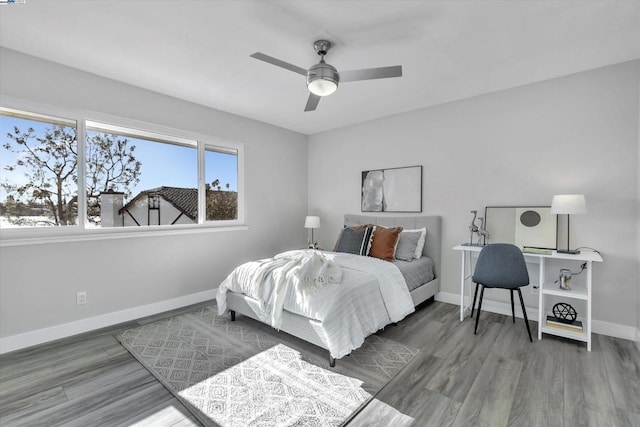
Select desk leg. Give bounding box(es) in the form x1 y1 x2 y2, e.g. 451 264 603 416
460 250 466 321
586 261 592 351
538 257 544 341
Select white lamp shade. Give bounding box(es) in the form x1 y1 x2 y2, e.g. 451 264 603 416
304 215 320 228
550 194 587 215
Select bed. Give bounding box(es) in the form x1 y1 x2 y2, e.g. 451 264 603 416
217 214 441 366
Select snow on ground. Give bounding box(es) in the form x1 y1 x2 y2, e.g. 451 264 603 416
0 215 57 228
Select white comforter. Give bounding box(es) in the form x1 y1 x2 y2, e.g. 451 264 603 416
216 250 415 358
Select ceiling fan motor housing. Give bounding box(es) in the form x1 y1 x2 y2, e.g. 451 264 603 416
307 61 339 96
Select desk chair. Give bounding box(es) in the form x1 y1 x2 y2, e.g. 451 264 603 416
471 243 533 342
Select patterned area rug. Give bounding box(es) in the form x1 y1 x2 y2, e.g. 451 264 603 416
116 305 418 427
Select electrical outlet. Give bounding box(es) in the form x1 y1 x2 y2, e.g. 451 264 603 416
76 291 87 305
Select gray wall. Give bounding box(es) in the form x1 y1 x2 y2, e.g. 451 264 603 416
0 48 308 338
308 60 640 330
1 47 638 342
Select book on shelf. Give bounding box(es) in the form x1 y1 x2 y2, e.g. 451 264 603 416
546 315 583 331
546 322 584 333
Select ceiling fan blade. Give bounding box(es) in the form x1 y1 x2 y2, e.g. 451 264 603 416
339 65 403 82
250 52 307 76
304 93 321 112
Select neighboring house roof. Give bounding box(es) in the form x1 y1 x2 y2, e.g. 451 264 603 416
120 186 198 220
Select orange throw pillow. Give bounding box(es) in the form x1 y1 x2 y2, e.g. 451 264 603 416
369 226 403 261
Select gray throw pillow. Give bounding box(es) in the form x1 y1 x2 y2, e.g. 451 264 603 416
395 231 422 261
335 226 374 256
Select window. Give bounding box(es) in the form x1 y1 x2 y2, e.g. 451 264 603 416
1 106 243 236
0 108 78 228
205 146 238 221
86 121 198 228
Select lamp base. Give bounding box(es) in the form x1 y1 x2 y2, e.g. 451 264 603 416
557 249 581 255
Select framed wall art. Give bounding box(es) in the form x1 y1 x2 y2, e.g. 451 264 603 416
361 165 422 213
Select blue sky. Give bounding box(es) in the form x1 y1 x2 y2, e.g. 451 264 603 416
0 115 237 203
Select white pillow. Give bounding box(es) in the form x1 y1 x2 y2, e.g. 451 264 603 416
403 227 427 259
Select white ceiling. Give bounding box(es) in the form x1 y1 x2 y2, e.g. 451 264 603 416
1 1 639 135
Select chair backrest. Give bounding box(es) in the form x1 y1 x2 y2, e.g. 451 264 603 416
472 243 530 288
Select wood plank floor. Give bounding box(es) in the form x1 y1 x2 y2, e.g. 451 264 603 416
1 300 639 426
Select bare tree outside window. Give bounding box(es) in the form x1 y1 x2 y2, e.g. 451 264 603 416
1 110 241 229
2 122 78 226
1 113 141 227
85 131 142 225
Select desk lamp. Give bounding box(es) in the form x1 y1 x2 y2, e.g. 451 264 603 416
304 215 320 249
550 194 586 254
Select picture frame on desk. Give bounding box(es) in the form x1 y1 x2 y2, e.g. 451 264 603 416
484 205 558 250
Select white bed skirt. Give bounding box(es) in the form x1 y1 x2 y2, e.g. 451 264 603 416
226 277 439 359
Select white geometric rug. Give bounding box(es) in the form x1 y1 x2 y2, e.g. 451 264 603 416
116 305 418 427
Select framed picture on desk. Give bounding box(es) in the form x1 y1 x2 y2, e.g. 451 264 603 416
484 205 558 250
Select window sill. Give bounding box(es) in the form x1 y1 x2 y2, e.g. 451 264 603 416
0 223 249 247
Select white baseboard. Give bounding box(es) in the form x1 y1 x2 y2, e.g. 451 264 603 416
1 289 635 355
435 291 638 342
434 291 463 306
590 319 639 342
0 288 218 355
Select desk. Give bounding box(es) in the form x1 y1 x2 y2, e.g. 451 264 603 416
453 245 603 351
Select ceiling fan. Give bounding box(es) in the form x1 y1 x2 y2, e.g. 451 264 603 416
250 40 403 112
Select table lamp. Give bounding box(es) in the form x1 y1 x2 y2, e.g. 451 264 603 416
550 194 586 254
304 215 320 249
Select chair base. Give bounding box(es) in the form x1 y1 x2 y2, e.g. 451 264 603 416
473 285 532 342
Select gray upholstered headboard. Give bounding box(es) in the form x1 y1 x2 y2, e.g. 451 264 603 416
343 214 442 278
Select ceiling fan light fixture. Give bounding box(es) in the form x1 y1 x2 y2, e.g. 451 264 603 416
307 61 339 96
308 78 337 96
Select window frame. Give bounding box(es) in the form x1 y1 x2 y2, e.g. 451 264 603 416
0 97 246 246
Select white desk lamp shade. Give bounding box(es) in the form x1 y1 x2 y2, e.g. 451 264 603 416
550 194 586 254
304 216 320 229
550 195 587 214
